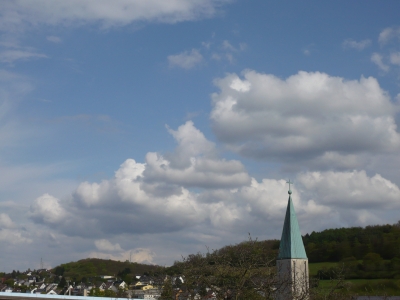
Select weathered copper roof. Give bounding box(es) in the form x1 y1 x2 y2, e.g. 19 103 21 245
277 190 307 260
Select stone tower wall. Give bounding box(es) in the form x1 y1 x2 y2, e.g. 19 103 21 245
276 258 309 300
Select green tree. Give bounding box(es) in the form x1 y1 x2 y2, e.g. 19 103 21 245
4 279 14 287
90 287 103 297
160 277 174 300
121 275 132 285
54 266 65 276
104 289 116 298
363 252 383 271
58 276 66 288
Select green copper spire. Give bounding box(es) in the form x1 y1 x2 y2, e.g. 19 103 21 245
278 182 307 260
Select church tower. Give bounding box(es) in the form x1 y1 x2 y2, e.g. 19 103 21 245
276 183 309 300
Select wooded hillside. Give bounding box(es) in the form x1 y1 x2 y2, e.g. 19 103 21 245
303 222 400 262
52 258 162 282
52 222 400 282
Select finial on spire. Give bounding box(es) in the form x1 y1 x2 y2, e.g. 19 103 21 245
286 180 293 194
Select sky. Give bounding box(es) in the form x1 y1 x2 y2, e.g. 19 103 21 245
0 0 400 272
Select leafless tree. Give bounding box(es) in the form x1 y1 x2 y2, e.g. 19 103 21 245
174 235 361 300
179 235 297 300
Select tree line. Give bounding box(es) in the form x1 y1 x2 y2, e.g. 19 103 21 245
160 221 400 299
303 221 400 262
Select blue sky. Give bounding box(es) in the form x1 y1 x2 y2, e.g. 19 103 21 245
1 0 400 271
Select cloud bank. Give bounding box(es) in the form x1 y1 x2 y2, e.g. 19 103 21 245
9 66 400 269
0 0 231 31
28 117 400 266
210 70 400 166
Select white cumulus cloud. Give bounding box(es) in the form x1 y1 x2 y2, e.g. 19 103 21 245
30 193 66 225
0 213 31 244
0 229 32 244
210 70 400 164
95 239 123 252
168 49 203 69
0 213 14 228
0 213 15 228
89 248 155 264
24 122 400 266
378 27 400 45
297 170 400 209
342 38 371 50
390 52 400 66
0 0 232 31
142 121 251 188
371 53 390 72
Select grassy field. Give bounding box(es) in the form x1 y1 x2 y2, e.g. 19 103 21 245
317 278 400 296
309 262 400 295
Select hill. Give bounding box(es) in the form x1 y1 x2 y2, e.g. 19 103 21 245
52 222 400 282
52 258 163 283
166 222 400 280
303 222 400 262
208 222 400 264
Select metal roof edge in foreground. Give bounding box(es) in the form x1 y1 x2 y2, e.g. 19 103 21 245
0 292 141 300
